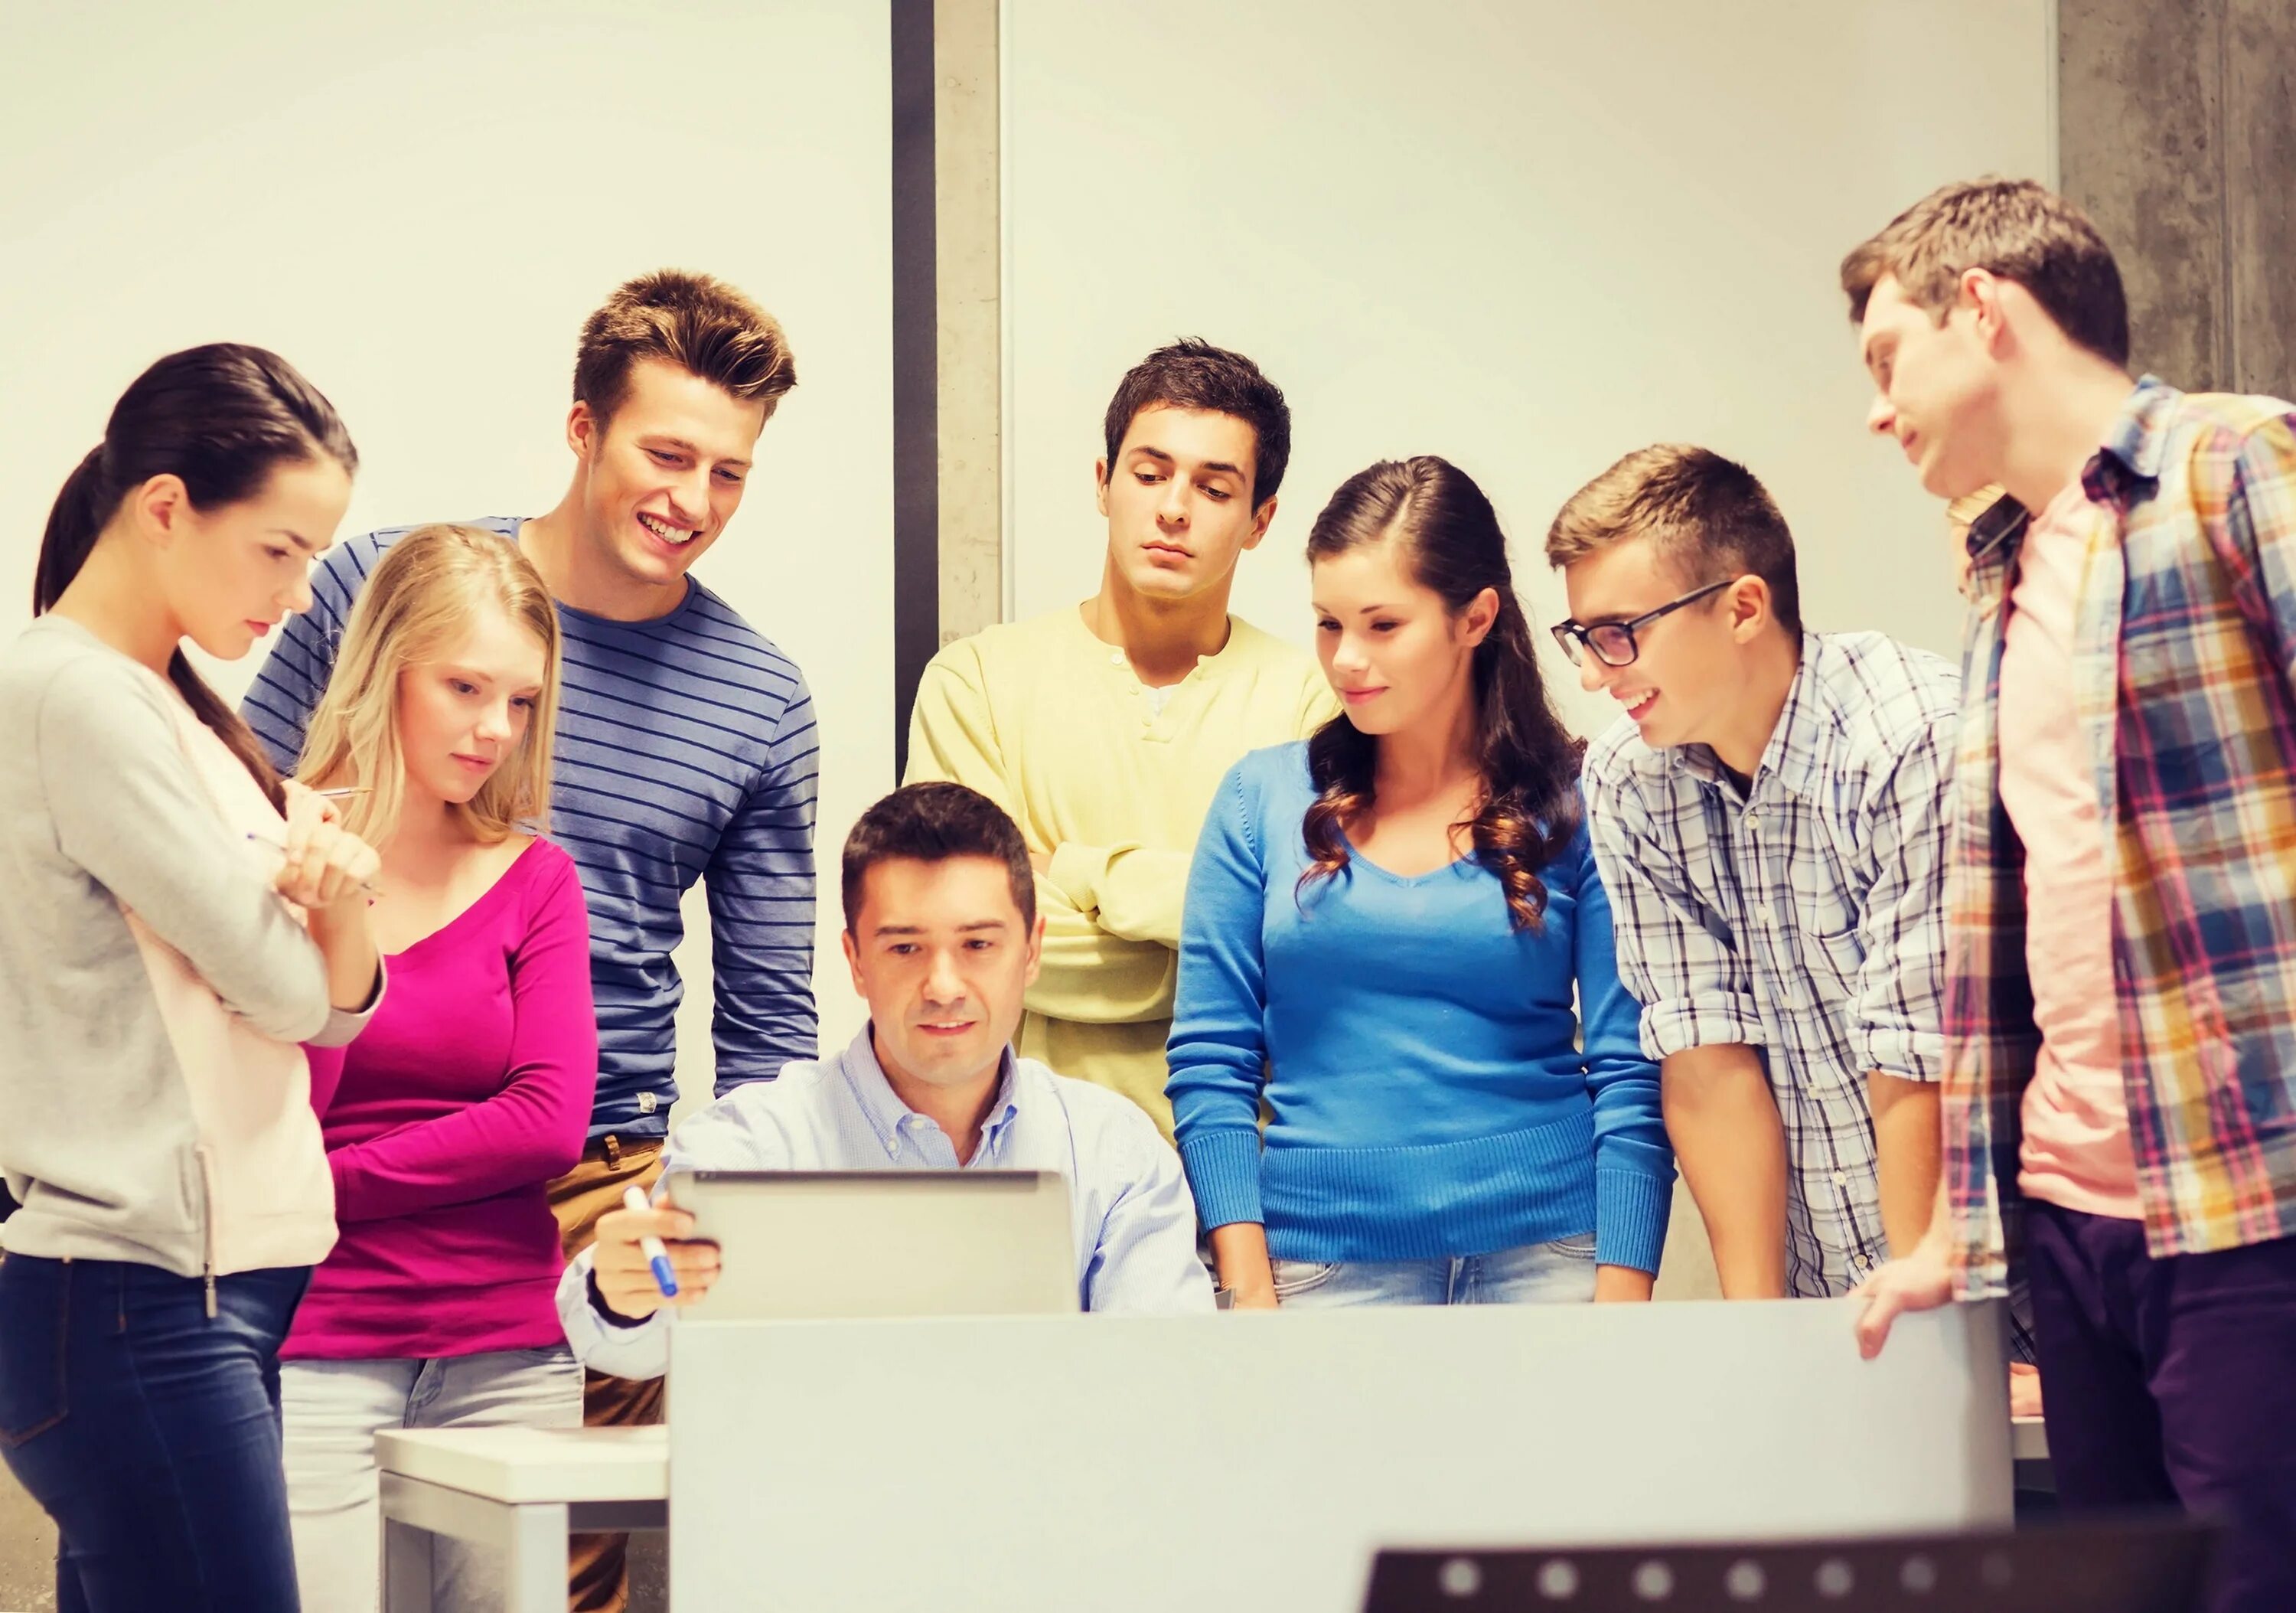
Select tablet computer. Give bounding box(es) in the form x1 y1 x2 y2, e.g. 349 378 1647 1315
663 1168 1081 1321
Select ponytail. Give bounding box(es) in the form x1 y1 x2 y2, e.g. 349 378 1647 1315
33 344 357 811
34 445 113 617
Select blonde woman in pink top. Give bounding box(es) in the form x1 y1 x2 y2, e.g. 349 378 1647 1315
0 345 384 1613
274 526 597 1613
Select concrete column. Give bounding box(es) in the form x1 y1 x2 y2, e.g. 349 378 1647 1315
934 0 1003 645
2060 0 2296 396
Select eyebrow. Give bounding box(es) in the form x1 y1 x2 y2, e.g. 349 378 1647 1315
644 435 752 472
871 919 1012 937
1128 446 1245 480
1311 602 1400 615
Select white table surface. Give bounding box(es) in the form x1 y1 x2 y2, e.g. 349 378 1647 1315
374 1425 667 1504
370 1413 2050 1505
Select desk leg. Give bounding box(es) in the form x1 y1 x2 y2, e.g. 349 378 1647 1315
504 1502 571 1613
383 1515 435 1613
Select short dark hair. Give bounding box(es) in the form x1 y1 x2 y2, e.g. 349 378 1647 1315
840 783 1035 933
1839 178 2129 366
1544 444 1803 637
574 269 797 430
1101 338 1291 507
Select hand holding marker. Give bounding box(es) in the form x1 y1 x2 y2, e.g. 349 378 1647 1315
625 1185 680 1298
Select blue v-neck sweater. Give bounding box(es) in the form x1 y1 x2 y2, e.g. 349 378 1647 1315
1167 742 1672 1272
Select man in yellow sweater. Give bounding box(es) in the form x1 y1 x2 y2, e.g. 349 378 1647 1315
905 339 1336 1138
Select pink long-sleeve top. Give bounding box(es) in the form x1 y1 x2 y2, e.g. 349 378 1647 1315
283 838 597 1360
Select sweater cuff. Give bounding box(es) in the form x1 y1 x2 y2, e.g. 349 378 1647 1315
310 958 388 1050
1595 1166 1673 1276
1176 1129 1264 1231
1046 841 1106 916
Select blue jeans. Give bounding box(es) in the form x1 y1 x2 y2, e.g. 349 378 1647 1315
1271 1231 1600 1307
0 1255 310 1613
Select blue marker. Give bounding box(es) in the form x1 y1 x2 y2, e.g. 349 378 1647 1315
622 1185 680 1298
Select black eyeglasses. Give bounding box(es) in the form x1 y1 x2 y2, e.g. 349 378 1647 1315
1550 580 1733 668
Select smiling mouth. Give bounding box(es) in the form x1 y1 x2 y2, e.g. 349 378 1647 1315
918 1020 974 1035
638 512 698 547
1622 691 1658 720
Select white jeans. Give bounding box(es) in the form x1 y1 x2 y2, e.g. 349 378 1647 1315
282 1347 584 1613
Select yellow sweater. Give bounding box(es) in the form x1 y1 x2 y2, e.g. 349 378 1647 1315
904 605 1337 1138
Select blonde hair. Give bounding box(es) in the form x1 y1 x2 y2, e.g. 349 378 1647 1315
298 524 562 847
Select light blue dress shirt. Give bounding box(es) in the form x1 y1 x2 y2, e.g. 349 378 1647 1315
559 1025 1215 1377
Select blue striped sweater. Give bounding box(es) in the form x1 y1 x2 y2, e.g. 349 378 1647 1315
243 518 819 1140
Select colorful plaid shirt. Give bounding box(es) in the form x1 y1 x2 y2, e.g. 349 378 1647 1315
1947 379 2296 1297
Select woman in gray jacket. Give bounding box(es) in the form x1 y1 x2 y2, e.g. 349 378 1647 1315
0 344 386 1613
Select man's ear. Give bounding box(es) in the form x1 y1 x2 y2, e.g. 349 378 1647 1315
567 400 599 462
1022 909 1046 990
1727 574 1775 642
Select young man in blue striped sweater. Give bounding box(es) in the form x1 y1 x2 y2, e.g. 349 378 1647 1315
242 269 817 1613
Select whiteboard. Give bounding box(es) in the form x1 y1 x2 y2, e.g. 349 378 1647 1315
0 0 895 1076
667 1300 2013 1611
1003 0 2056 736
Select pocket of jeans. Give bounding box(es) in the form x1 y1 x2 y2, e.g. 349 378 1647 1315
1545 1231 1599 1260
1270 1259 1340 1299
0 1260 70 1448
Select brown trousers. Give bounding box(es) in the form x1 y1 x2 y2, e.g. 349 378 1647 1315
550 1135 667 1613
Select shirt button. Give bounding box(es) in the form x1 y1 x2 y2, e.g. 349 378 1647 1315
1831 1171 1848 1187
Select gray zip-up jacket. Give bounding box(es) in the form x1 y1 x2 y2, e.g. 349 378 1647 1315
0 616 378 1282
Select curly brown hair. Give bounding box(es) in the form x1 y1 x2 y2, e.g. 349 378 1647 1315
1298 456 1583 931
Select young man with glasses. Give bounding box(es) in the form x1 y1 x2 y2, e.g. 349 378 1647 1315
1544 443 1958 1308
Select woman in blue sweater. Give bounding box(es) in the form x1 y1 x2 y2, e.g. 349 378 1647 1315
1168 455 1671 1309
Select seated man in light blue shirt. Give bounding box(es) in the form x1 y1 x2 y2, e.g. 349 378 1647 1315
561 782 1215 1376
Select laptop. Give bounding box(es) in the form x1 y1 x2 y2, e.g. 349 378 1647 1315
1362 1515 2218 1612
662 1168 1080 1321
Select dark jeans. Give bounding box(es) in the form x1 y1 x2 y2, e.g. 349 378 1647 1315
2026 1198 2296 1613
0 1255 310 1613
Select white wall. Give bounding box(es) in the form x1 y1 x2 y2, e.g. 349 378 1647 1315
0 0 895 1086
1004 0 2055 734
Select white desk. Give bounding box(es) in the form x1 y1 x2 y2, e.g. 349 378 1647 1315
673 1301 2020 1612
373 1425 666 1613
369 1358 2054 1613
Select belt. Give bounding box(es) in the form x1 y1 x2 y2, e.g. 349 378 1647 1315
582 1133 664 1169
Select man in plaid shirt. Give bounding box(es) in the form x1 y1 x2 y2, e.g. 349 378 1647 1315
1848 178 2296 1613
1547 446 1955 1304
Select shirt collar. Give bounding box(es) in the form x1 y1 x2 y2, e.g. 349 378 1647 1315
1964 491 2031 578
837 1024 1024 1160
1962 377 2165 587
1671 632 1823 801
2087 375 2177 505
